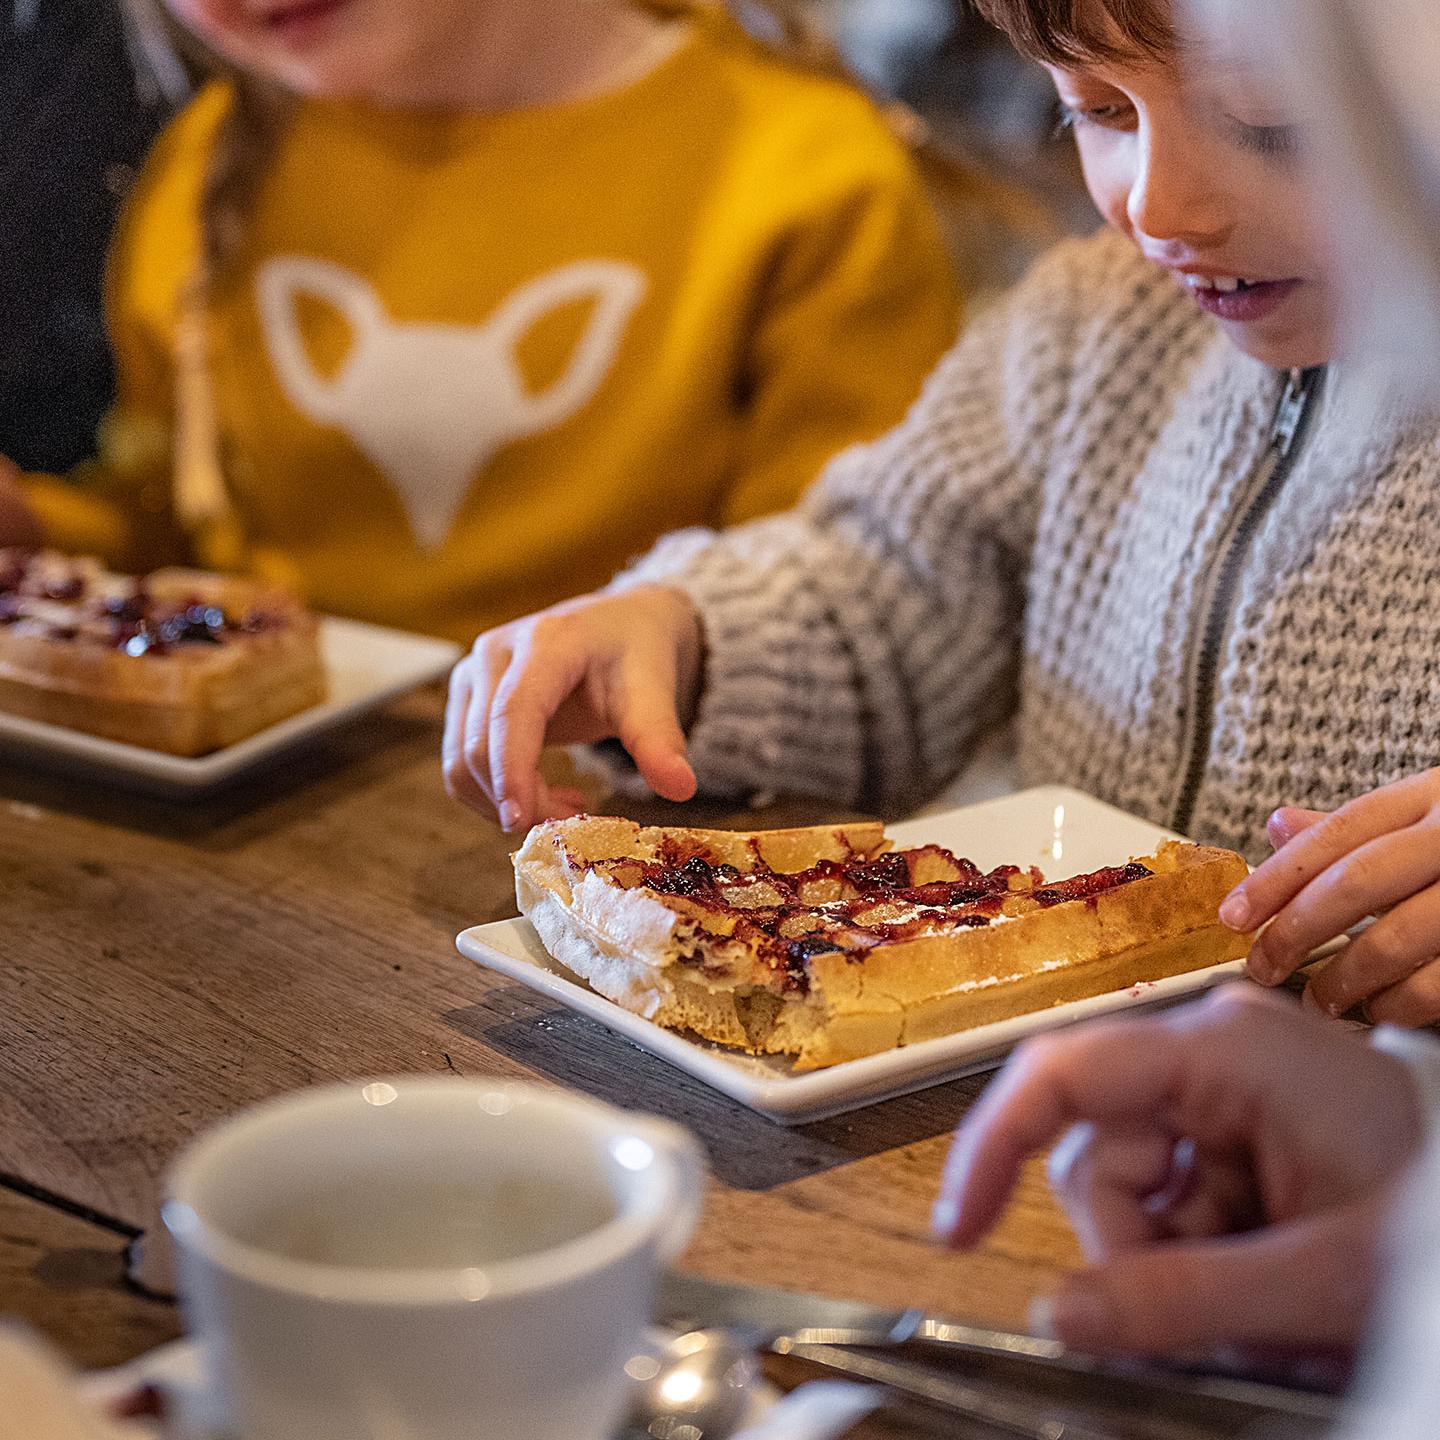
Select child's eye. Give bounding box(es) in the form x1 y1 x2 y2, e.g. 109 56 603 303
1228 119 1300 160
1054 102 1136 137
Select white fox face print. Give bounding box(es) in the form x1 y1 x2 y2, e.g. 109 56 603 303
256 257 647 548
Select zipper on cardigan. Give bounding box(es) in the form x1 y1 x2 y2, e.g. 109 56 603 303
1170 365 1324 836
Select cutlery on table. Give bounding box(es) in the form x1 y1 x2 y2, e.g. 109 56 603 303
624 1324 1126 1440
653 1273 1339 1439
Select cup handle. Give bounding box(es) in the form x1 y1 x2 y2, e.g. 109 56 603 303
630 1117 707 1263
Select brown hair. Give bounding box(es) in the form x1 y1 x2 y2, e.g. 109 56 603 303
972 0 1176 67
122 0 295 275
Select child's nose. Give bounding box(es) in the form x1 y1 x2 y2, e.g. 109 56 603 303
1127 128 1234 248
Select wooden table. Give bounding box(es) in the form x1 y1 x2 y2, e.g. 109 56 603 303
0 687 1080 1374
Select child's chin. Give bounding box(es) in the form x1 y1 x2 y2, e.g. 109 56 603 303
1221 320 1334 372
269 59 365 99
261 35 379 98
1216 291 1336 372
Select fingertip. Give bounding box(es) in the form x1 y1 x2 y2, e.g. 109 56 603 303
1244 953 1280 987
931 1125 1010 1251
489 730 537 837
932 1216 981 1252
929 1177 987 1249
946 1219 985 1252
533 779 587 824
1028 1282 1117 1349
1213 979 1282 1013
1303 975 1356 1020
1267 806 1325 849
1028 1292 1060 1342
637 746 697 802
928 1196 959 1245
1241 930 1283 986
661 760 698 803
1218 891 1252 931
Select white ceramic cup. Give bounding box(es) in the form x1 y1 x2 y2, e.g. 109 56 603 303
162 1078 704 1440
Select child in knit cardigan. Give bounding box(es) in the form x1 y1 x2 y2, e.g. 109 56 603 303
447 0 1440 1028
932 0 1440 1378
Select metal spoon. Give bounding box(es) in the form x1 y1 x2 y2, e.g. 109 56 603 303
622 1328 762 1440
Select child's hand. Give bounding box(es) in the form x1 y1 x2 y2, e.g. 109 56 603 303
1221 770 1440 1023
443 585 703 832
0 457 41 548
932 986 1424 1357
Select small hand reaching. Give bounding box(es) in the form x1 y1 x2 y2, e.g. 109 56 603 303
443 585 703 832
1221 771 1440 1024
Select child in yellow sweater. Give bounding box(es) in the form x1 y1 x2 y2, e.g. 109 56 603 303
0 0 959 643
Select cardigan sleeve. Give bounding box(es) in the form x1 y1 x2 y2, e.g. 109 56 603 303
613 236 1099 814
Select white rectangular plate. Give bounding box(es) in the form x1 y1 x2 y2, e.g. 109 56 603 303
456 786 1250 1124
0 616 460 797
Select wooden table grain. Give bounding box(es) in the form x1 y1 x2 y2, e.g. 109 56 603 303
0 686 1080 1371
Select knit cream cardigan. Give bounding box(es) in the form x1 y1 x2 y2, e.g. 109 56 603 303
617 229 1440 861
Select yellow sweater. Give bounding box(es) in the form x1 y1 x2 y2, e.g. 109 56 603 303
26 21 958 643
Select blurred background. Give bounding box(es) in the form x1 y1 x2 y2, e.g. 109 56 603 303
5 0 1095 484
816 0 1097 233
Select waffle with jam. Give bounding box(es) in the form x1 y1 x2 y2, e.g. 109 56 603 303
514 815 1253 1069
0 550 325 755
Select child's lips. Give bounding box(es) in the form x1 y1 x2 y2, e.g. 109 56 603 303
262 0 350 44
1174 271 1303 324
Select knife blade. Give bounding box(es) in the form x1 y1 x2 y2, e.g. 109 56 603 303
658 1271 1067 1358
775 1344 1133 1440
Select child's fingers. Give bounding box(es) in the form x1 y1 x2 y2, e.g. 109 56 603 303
932 1012 1192 1247
1362 955 1440 1027
1221 778 1436 932
1246 823 1440 984
1307 882 1440 1018
1045 1122 1180 1258
534 778 586 823
461 640 515 811
610 648 697 803
1268 807 1328 849
488 643 587 832
441 663 470 786
1031 1198 1385 1356
442 663 492 814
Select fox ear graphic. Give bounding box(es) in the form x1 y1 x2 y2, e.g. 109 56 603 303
256 257 386 422
254 255 648 551
484 261 647 436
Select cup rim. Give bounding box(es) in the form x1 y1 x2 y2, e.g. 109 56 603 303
163 1077 692 1307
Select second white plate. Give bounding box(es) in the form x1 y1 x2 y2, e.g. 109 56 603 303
457 786 1251 1124
0 616 460 797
